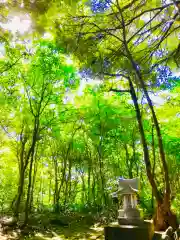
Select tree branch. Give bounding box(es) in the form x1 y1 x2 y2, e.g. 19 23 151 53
0 54 24 75
110 88 130 93
103 72 129 79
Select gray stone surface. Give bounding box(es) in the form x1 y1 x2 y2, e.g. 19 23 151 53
104 224 151 240
108 178 155 240
124 207 141 219
118 178 139 194
118 217 143 226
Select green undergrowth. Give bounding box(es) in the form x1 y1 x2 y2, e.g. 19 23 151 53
0 212 105 240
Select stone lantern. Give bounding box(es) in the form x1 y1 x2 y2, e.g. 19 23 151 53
117 178 141 223
105 178 154 240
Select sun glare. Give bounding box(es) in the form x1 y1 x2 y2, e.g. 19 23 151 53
0 14 31 34
65 57 73 65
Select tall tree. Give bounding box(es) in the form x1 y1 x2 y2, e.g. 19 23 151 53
37 0 180 230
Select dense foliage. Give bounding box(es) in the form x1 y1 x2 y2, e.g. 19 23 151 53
0 0 179 236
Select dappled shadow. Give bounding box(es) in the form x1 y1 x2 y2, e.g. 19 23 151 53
0 215 104 240
30 222 104 240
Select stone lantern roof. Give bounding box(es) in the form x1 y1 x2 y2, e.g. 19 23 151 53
118 178 139 195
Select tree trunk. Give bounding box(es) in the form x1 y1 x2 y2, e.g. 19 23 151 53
129 79 161 202
153 202 179 231
49 177 52 205
37 176 42 211
129 70 177 229
24 117 39 225
136 70 170 200
124 144 133 178
29 159 38 212
55 143 71 212
81 172 86 205
132 138 139 177
87 157 91 206
151 123 156 211
129 68 178 230
13 131 27 219
129 80 178 230
118 6 177 228
13 167 26 218
64 157 72 207
68 161 72 201
97 138 106 205
53 156 59 212
24 151 34 225
92 171 96 206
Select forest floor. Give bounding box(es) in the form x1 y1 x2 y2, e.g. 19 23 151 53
0 213 104 240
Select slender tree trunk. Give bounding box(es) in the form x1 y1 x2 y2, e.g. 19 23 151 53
29 159 38 212
92 171 96 206
37 176 42 211
136 71 170 201
71 179 78 203
132 138 139 177
129 66 178 230
13 132 27 219
129 79 161 201
81 172 85 205
151 123 156 211
87 158 91 206
24 117 39 225
64 157 72 207
53 156 59 212
49 177 52 205
130 78 178 226
117 5 177 228
24 151 34 225
68 161 72 201
13 167 26 218
56 144 71 212
124 144 133 178
97 139 106 205
55 160 66 212
129 67 178 230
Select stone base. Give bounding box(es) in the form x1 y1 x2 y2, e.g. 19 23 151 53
118 217 142 225
118 207 142 220
104 221 154 240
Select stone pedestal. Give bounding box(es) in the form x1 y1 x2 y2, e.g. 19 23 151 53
104 221 154 240
108 178 154 240
119 207 141 220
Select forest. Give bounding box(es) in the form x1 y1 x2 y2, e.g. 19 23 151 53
0 0 180 239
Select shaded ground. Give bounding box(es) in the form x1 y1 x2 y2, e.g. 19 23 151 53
0 214 104 240
29 224 104 240
0 215 179 240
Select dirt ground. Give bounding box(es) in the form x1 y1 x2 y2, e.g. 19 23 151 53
0 215 104 240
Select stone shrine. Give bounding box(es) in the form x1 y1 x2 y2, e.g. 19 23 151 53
117 178 141 224
104 177 154 240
